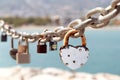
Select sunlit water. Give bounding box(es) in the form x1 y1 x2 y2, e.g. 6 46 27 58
0 28 120 75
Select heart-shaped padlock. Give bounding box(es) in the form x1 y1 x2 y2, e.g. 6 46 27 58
59 29 89 70
9 38 18 60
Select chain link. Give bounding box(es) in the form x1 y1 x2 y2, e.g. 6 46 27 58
0 0 120 43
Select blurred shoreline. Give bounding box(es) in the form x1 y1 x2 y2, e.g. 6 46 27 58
0 66 120 80
16 25 58 31
15 25 120 31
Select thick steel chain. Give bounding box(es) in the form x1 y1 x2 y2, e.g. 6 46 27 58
0 0 120 43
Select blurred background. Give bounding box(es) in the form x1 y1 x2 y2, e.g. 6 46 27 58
0 0 120 78
0 0 120 26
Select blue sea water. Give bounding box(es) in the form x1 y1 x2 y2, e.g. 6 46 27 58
0 28 120 75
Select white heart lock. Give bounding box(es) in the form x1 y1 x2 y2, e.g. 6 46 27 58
60 29 89 70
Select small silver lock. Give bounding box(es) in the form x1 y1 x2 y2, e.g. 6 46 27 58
16 37 30 64
49 41 57 51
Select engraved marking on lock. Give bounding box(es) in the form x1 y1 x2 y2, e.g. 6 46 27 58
79 49 82 51
52 44 57 49
49 41 57 51
59 29 89 70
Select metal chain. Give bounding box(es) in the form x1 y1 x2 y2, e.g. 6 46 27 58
0 0 120 43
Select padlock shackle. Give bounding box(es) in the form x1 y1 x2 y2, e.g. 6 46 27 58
25 38 29 54
38 38 46 44
63 29 86 47
38 38 42 44
11 38 14 49
18 36 24 45
18 37 29 54
2 32 6 34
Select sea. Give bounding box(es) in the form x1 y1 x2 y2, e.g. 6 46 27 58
0 27 120 75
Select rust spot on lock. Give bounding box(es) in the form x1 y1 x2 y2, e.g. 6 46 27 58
18 45 28 53
80 63 84 66
73 60 76 63
68 55 70 57
65 63 69 65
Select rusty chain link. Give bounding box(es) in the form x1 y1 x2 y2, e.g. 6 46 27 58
0 0 120 43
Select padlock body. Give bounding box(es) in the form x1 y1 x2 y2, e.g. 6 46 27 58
16 53 30 64
1 34 7 42
49 41 57 51
10 49 18 60
37 44 47 53
60 45 89 70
